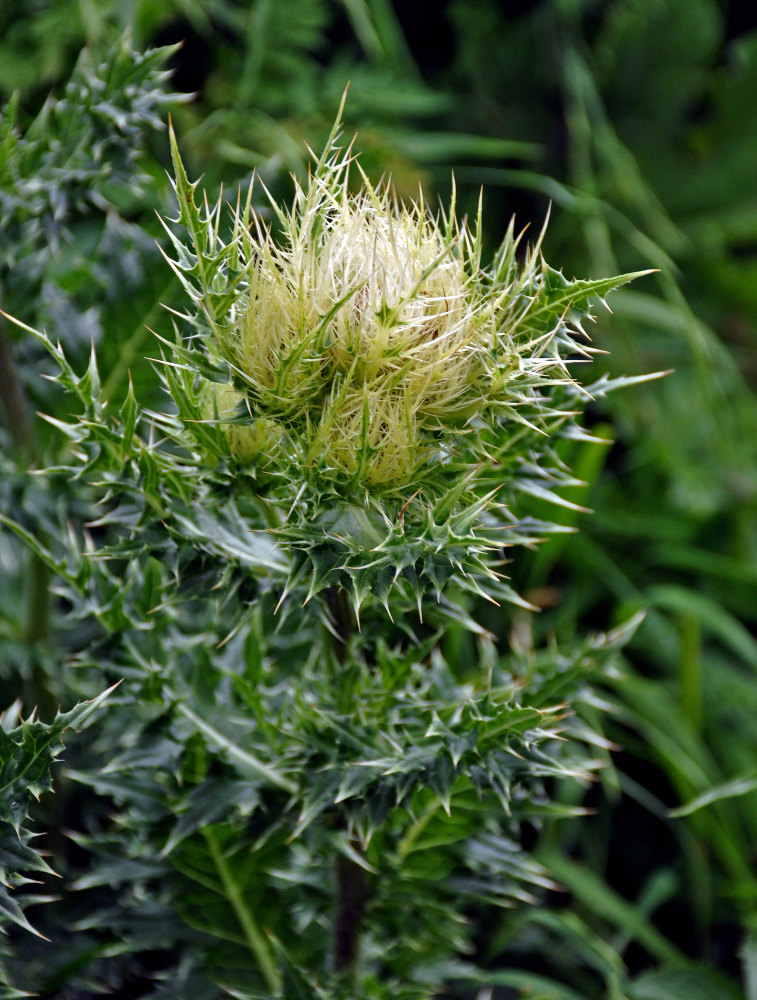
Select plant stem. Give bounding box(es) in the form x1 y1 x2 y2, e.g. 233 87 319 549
203 827 282 994
397 798 442 859
0 315 55 719
334 847 367 974
0 320 36 459
324 585 352 666
323 585 368 978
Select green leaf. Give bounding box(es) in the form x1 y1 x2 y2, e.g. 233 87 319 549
742 929 757 1000
629 967 743 1000
0 685 115 935
176 703 295 793
538 852 687 967
526 265 656 332
467 968 588 1000
669 773 757 818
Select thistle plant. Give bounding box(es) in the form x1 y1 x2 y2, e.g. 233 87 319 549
0 101 660 998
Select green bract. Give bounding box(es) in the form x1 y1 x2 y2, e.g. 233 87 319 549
161 103 655 618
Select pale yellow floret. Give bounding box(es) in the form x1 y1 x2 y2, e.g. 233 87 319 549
235 258 321 412
311 386 419 487
209 383 279 464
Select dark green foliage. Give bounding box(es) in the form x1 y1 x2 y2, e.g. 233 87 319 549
0 36 181 740
0 688 112 935
0 576 638 996
0 35 183 365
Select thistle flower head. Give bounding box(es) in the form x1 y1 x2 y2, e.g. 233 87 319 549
205 383 278 465
164 105 652 615
214 143 493 492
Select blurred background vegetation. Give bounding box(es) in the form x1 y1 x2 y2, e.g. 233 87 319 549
1 0 757 996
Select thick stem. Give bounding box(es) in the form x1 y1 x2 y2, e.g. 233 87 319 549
323 586 369 978
324 585 352 665
0 317 54 719
333 847 367 974
0 320 36 459
24 554 55 722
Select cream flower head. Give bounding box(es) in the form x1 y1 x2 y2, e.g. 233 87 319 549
210 117 506 491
